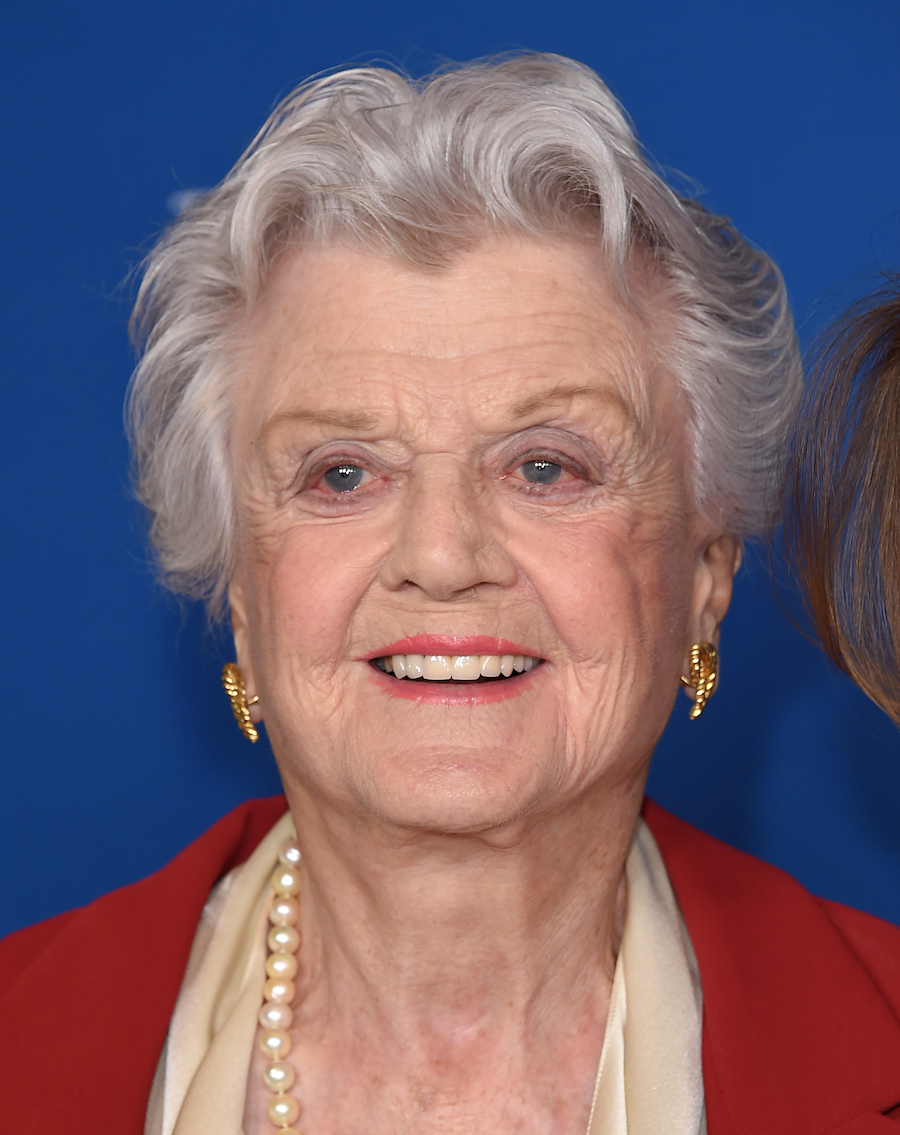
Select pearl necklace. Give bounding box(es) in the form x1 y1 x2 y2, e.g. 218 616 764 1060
260 839 304 1132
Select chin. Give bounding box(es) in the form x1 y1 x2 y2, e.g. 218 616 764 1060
348 752 550 836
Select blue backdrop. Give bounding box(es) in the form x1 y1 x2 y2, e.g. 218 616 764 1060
3 0 900 938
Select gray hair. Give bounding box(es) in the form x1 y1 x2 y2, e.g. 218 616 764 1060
128 53 800 615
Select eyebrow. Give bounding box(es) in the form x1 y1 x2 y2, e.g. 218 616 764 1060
510 383 635 422
261 407 381 438
260 383 637 441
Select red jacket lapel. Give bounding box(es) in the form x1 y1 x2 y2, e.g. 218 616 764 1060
644 800 900 1134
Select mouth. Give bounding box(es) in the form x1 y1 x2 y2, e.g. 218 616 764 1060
371 652 543 682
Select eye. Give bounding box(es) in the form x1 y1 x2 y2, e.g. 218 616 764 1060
321 463 369 493
519 459 564 485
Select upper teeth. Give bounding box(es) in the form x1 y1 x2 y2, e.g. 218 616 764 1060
382 654 538 680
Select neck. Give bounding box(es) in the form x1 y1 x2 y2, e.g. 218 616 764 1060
281 777 642 1078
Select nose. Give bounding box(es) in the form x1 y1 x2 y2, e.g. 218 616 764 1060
379 454 517 601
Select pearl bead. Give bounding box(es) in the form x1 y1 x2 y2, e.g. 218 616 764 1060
259 1001 293 1030
268 924 301 954
263 1060 296 1093
271 865 301 896
269 895 300 926
279 841 301 867
259 1028 291 1060
264 976 296 1004
267 952 298 980
267 1093 301 1126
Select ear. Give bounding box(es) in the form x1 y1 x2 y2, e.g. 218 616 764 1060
686 533 742 657
228 576 263 725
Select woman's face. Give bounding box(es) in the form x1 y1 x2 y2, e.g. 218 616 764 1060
229 236 737 834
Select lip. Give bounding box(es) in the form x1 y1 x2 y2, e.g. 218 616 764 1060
367 665 541 704
363 635 539 660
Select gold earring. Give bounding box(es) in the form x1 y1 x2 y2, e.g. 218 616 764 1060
222 662 260 742
680 642 718 720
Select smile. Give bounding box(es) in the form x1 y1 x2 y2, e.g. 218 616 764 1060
372 654 542 681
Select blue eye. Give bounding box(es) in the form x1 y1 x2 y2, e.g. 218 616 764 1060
322 464 365 492
521 459 562 484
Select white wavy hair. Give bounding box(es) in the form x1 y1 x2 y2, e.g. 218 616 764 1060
128 53 800 616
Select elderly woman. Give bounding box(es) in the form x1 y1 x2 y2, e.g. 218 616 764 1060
3 54 900 1135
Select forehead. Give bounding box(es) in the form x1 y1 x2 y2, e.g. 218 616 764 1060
235 236 669 438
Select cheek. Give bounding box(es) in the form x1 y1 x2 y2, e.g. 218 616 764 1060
247 520 385 669
512 511 693 664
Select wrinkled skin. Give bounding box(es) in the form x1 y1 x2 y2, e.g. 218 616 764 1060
227 236 739 1134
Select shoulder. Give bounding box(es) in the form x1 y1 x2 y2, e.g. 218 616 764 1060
0 793 288 967
815 895 900 1020
0 795 288 1134
644 798 900 1133
643 796 900 995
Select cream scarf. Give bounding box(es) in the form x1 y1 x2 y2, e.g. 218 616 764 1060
145 816 705 1135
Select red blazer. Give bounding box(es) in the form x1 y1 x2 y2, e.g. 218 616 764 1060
2 797 900 1133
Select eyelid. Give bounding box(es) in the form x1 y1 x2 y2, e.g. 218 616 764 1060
502 424 601 460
